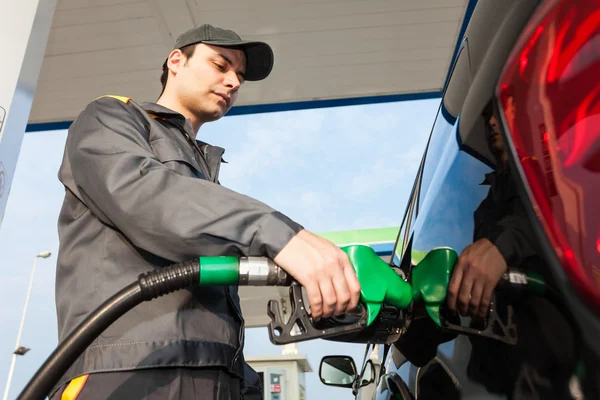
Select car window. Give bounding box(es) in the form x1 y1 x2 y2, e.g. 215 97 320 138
411 126 490 261
418 43 472 212
391 155 423 267
360 360 375 386
392 45 471 269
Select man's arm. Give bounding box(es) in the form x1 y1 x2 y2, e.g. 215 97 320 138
484 205 539 267
67 96 302 262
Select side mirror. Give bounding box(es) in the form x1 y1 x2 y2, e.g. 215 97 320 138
359 359 376 387
319 355 358 388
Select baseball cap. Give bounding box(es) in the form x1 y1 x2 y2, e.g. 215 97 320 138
173 24 274 81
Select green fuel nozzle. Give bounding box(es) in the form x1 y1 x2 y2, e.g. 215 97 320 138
341 245 412 325
340 246 458 327
410 247 458 326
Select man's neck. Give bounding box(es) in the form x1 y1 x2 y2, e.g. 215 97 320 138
156 94 203 136
496 152 509 172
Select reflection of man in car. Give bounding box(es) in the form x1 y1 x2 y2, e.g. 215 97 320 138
446 99 576 399
446 99 532 318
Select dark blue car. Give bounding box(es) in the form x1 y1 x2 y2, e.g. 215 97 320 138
318 0 600 398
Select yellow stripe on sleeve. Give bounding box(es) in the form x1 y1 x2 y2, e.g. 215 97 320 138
95 95 131 103
61 374 89 400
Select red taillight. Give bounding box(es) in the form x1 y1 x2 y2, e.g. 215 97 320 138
498 0 600 310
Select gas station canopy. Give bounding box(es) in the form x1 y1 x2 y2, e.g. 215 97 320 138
28 0 474 130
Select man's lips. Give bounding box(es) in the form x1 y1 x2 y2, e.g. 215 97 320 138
213 92 230 107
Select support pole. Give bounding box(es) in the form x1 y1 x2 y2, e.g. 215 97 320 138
0 0 57 226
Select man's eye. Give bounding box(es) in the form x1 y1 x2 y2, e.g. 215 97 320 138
214 63 226 71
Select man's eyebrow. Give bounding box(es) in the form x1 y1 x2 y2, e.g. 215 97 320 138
217 53 246 80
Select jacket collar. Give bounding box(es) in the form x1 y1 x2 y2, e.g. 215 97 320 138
141 102 228 164
480 164 510 186
140 102 185 119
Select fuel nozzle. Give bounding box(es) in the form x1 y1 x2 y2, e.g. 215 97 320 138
342 245 412 325
267 245 414 344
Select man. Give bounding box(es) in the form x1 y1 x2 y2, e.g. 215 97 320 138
50 25 361 400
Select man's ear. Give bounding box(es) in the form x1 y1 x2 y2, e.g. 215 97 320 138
167 49 185 76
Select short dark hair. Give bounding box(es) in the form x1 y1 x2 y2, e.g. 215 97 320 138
159 44 197 96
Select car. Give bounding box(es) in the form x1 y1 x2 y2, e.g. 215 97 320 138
317 0 600 398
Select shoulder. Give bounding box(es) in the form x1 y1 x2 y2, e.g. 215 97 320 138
88 95 136 115
78 95 145 124
95 95 132 104
70 95 149 137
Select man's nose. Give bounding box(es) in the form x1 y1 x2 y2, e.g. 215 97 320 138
224 71 241 90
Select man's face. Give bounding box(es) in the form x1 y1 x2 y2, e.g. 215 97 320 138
488 112 505 154
170 43 246 122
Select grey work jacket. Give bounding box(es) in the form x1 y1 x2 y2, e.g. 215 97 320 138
53 96 302 395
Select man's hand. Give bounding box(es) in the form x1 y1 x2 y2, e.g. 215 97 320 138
447 238 507 318
274 230 362 319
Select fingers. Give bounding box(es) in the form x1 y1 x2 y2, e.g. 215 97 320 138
338 251 360 312
446 240 508 318
457 271 474 316
469 279 485 316
319 278 337 318
447 259 464 313
304 279 323 319
478 282 494 318
344 265 361 311
272 230 362 319
313 250 361 319
304 252 351 319
326 249 362 316
331 271 351 316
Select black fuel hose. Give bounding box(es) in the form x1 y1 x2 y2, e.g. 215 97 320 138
17 260 200 400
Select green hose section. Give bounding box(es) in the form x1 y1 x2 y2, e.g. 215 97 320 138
198 256 239 285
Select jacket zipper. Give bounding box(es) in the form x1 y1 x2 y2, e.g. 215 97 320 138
182 131 212 179
213 156 222 183
180 124 238 365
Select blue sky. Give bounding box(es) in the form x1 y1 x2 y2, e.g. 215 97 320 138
0 98 440 399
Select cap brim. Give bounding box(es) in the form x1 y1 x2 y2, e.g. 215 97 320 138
202 40 274 81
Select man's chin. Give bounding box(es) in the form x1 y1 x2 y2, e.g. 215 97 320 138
200 107 227 122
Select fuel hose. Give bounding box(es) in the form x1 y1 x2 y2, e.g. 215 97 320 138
18 256 291 400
